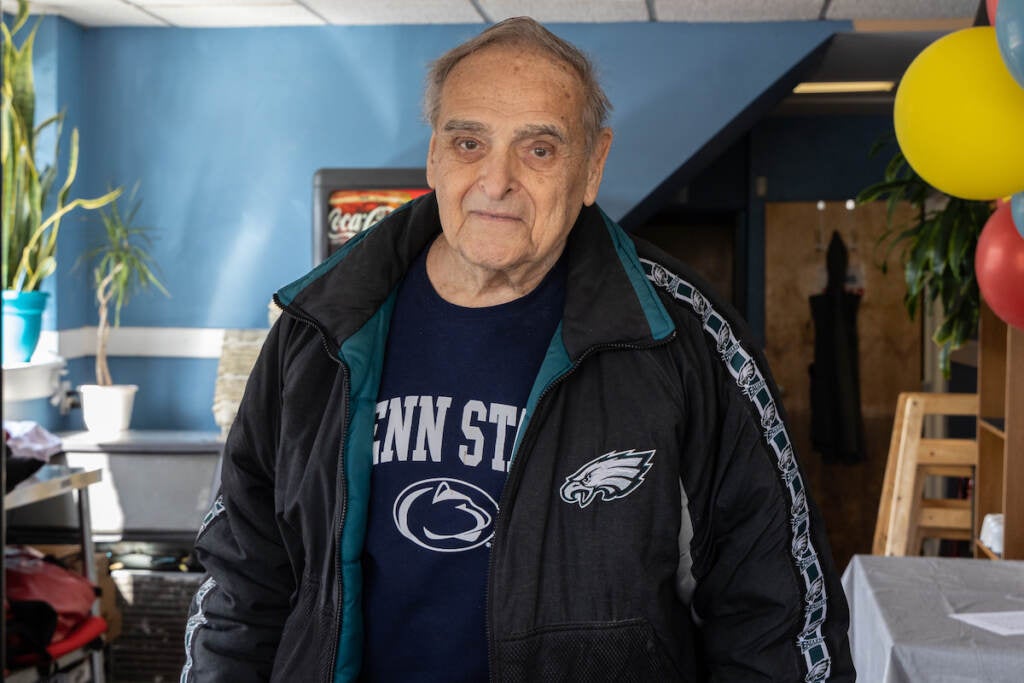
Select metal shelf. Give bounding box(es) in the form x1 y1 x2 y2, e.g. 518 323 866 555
3 466 106 682
5 467 102 510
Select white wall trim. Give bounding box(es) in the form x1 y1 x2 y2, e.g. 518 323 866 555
40 327 267 360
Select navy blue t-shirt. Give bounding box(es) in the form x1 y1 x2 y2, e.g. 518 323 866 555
361 244 565 681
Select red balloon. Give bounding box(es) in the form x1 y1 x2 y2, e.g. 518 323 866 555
976 203 1024 330
988 0 999 23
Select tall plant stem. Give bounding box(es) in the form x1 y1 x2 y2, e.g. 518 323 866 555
95 264 123 386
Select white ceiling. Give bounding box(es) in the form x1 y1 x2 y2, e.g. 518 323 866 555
6 0 981 28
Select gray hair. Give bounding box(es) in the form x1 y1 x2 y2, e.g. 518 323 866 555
423 16 612 150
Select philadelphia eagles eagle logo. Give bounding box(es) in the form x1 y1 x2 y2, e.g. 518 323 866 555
560 449 655 508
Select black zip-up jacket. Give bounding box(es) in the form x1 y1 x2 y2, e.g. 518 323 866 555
183 194 854 682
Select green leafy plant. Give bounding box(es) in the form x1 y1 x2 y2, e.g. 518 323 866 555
857 138 992 377
2 0 120 292
85 186 169 385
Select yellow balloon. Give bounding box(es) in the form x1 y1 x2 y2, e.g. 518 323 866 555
895 27 1024 200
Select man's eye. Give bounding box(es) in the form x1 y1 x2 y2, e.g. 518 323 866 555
457 139 480 152
532 147 549 158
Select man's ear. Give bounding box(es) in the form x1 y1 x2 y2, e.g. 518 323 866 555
426 133 438 189
583 128 613 207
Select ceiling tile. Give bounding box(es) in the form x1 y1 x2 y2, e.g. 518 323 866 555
827 0 977 20
302 0 483 25
148 4 325 27
479 0 649 23
654 0 822 22
5 0 986 28
133 0 286 5
25 1 168 26
26 0 115 6
22 0 117 8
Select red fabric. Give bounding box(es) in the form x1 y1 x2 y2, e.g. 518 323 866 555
5 549 96 642
9 616 107 667
46 616 108 658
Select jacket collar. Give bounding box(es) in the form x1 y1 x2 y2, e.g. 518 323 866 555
276 192 674 361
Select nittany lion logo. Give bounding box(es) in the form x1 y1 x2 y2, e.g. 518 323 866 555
393 478 498 553
560 449 655 508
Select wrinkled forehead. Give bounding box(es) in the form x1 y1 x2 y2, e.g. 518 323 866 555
437 45 588 129
449 41 581 84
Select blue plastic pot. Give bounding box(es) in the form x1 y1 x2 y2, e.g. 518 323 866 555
2 290 50 363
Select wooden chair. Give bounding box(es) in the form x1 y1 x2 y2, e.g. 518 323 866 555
873 392 979 556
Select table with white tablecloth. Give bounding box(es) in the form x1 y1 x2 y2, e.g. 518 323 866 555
842 555 1024 682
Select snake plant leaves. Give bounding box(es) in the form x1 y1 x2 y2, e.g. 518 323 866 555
2 0 120 292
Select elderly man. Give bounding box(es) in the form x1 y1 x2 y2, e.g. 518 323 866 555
183 17 853 683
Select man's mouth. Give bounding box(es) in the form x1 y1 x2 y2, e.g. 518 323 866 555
469 209 521 222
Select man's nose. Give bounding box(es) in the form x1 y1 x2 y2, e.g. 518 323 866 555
477 148 518 199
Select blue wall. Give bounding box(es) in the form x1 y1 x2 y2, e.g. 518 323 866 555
53 17 89 335
61 356 221 432
69 21 845 330
752 114 896 201
22 17 873 431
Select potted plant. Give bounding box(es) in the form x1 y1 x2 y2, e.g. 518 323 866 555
857 139 992 377
2 0 119 363
78 186 168 434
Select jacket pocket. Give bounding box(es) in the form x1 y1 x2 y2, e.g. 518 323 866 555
495 618 685 682
271 569 322 681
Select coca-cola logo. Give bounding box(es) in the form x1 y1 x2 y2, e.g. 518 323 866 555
328 205 393 243
324 188 430 254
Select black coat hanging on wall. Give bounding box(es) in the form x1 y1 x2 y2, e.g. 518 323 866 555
809 231 866 463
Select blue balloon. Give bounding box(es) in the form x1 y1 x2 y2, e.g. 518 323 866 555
1012 192 1024 240
997 0 1024 88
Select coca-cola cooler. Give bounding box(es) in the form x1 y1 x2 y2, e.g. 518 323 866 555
312 168 430 264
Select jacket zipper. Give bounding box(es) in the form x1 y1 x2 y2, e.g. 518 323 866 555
484 334 676 681
271 296 350 683
323 364 351 683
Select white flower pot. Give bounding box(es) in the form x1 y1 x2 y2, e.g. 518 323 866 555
79 384 138 435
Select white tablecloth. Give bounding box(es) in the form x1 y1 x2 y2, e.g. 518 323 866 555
842 555 1024 682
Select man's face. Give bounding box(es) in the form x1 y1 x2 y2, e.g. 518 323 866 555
426 45 612 281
